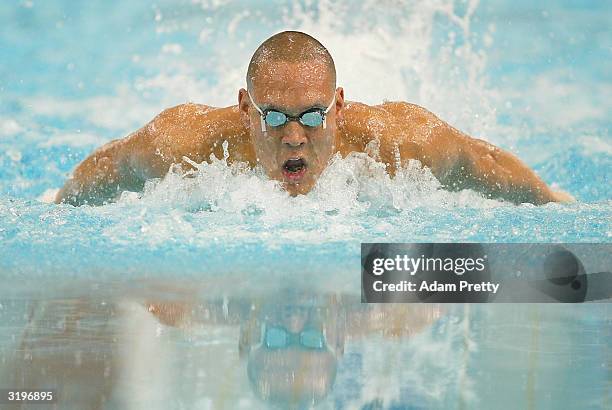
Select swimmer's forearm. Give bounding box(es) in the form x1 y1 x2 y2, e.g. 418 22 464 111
429 128 561 205
55 104 222 206
55 139 141 206
55 150 121 206
465 147 556 204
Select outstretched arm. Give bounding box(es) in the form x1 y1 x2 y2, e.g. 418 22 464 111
375 102 572 205
54 104 199 206
422 123 571 204
54 109 180 206
54 136 143 206
55 103 246 206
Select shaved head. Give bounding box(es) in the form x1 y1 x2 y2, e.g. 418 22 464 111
246 31 336 92
239 31 343 197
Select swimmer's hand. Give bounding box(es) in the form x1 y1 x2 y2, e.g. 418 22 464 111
551 189 576 203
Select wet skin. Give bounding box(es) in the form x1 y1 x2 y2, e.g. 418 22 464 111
55 61 572 206
238 61 341 195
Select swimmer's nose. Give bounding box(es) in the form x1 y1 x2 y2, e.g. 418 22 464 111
281 122 307 147
282 308 308 332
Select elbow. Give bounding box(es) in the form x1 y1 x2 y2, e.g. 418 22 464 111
54 181 88 206
54 180 78 205
433 152 472 192
54 188 64 205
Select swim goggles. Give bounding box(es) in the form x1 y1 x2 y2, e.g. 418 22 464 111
262 324 327 350
248 89 335 133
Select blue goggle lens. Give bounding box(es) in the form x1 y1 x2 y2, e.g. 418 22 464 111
264 111 287 127
263 110 325 128
300 328 325 349
263 326 326 350
300 111 324 127
265 326 288 348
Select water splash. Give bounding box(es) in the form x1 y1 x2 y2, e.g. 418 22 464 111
0 0 609 280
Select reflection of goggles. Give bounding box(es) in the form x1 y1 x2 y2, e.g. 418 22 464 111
248 89 335 133
263 325 326 350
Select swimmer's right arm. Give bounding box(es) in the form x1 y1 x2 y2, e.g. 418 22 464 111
54 138 138 206
55 103 227 206
54 126 165 206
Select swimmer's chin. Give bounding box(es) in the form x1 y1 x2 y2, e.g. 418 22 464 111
278 175 316 196
283 181 314 196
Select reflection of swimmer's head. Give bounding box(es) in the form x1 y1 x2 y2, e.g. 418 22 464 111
243 303 340 408
238 31 344 196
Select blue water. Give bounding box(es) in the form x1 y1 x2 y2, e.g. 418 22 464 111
0 0 610 409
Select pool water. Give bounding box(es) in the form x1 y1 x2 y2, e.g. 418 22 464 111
1 291 609 409
0 0 610 409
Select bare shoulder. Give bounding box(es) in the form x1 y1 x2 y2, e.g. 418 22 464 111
340 101 444 141
377 101 447 139
337 101 397 153
126 102 251 177
339 100 446 168
378 101 479 171
146 102 222 160
378 101 439 122
341 101 396 126
148 102 224 133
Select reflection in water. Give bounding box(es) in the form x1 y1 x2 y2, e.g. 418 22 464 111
238 292 440 409
0 283 608 409
2 298 118 409
243 298 342 408
146 289 442 409
0 285 441 409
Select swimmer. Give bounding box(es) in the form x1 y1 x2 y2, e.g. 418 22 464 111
55 31 573 206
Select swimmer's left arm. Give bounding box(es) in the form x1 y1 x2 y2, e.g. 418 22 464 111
345 304 444 339
421 123 573 205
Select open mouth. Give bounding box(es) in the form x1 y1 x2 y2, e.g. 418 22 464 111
282 158 307 181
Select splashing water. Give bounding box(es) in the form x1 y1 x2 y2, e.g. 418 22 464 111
0 2 610 410
0 0 610 280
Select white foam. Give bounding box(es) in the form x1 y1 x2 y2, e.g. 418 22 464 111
0 119 24 137
24 86 161 133
578 135 612 156
100 150 506 247
503 70 611 128
161 43 183 55
6 149 22 162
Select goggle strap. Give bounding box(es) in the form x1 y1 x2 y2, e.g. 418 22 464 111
325 95 336 113
322 95 335 129
247 89 268 133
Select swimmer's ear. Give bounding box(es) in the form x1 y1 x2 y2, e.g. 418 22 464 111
334 87 345 121
238 88 251 128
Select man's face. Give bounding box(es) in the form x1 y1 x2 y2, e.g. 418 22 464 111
239 61 344 195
